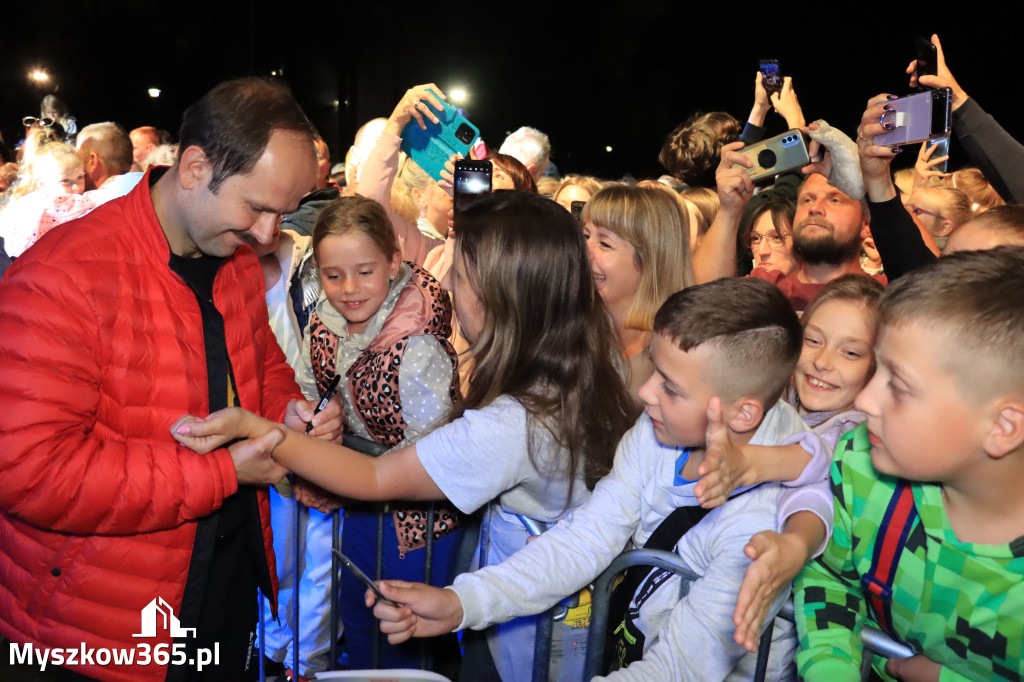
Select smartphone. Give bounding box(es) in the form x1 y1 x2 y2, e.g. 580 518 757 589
874 88 952 147
453 159 492 213
570 200 586 225
400 88 480 182
332 549 400 608
734 130 811 182
914 36 937 91
759 60 783 98
927 136 950 173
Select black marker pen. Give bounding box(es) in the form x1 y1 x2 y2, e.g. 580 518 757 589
306 374 341 434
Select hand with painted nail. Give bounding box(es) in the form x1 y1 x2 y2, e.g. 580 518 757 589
437 152 462 199
857 94 903 202
906 34 968 111
386 84 447 137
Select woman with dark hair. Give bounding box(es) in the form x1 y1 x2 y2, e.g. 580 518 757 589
486 152 537 193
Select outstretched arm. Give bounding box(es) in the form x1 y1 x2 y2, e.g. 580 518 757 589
173 407 444 502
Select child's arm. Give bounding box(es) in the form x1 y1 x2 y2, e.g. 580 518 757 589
696 407 831 509
368 581 464 644
172 408 446 501
732 511 826 652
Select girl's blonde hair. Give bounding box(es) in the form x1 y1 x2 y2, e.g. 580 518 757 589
312 194 399 263
452 192 637 497
582 185 695 331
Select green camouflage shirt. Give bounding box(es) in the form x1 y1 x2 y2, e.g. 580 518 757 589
794 424 1024 681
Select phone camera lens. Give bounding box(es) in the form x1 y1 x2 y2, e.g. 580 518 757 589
456 123 474 145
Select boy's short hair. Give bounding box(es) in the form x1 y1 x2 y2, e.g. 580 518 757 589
653 277 802 406
879 245 1024 400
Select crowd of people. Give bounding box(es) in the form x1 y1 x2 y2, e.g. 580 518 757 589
1 33 1023 682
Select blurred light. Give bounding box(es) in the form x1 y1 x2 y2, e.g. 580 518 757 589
605 145 613 153
450 88 467 102
30 69 50 82
148 88 161 98
332 99 340 108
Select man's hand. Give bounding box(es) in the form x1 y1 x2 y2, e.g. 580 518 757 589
771 77 806 129
886 654 942 682
230 428 289 486
284 398 343 441
368 580 464 645
733 530 807 652
907 34 968 111
695 397 750 509
716 141 754 215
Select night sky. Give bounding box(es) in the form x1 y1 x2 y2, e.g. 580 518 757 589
4 3 1020 181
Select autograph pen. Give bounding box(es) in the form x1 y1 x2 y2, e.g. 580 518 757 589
306 373 341 434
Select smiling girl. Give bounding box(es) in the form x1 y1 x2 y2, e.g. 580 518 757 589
295 194 464 670
695 274 886 651
581 185 695 398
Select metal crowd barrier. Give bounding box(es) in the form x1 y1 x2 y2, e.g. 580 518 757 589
583 548 913 682
261 485 916 682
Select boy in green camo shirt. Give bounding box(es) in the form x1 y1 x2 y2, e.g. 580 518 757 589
795 247 1024 682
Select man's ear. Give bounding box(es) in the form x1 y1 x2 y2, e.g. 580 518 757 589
177 145 211 191
860 220 872 241
983 401 1024 459
726 397 764 435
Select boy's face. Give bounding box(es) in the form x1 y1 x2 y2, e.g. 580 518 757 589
638 333 716 448
855 321 988 482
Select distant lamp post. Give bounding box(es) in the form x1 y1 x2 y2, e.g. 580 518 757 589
450 88 467 103
148 88 161 98
30 69 50 83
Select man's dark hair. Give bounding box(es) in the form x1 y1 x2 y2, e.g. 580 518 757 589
178 77 316 193
654 277 802 407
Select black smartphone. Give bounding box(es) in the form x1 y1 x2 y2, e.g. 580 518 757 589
759 60 783 98
570 200 586 225
914 36 937 91
454 159 492 213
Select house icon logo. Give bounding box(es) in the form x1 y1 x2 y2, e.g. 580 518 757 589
132 597 197 638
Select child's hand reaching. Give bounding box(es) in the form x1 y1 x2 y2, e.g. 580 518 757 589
367 580 464 645
886 654 942 682
696 397 752 509
733 530 808 652
171 407 269 454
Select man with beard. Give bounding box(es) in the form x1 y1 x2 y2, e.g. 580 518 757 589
694 148 885 311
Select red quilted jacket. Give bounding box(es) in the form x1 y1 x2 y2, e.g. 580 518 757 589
0 171 299 681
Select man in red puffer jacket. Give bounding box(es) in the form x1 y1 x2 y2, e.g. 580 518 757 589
0 78 342 682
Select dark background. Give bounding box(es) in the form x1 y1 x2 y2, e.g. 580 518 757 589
3 2 1018 180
